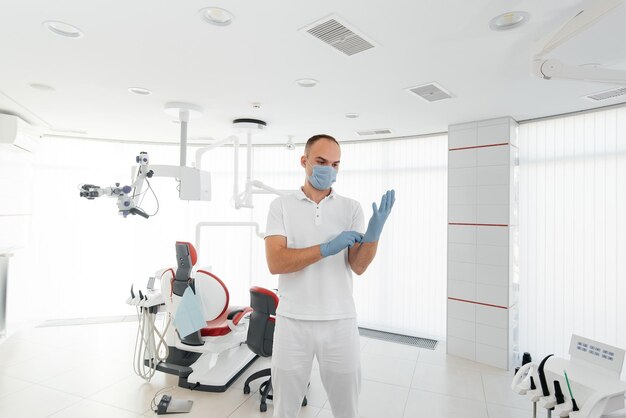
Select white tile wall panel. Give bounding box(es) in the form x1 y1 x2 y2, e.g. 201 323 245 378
448 205 477 223
448 126 477 149
448 243 477 263
476 166 510 186
448 279 477 301
476 323 508 349
476 284 508 307
448 225 477 244
448 149 477 168
476 122 511 147
475 343 508 369
449 167 477 187
448 261 476 282
448 116 518 370
476 245 509 266
477 226 509 247
476 145 510 167
447 336 476 361
476 205 509 225
476 305 508 329
448 317 476 342
449 186 477 205
477 185 509 205
476 264 509 287
448 299 476 321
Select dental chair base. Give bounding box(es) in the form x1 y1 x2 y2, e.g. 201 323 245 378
153 344 258 392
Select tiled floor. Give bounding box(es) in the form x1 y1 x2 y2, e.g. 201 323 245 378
0 321 536 417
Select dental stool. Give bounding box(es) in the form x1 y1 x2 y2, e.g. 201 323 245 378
157 241 257 391
243 286 308 412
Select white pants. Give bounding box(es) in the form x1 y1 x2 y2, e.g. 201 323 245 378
271 315 361 418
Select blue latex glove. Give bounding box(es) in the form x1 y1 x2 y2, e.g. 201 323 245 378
362 189 396 243
320 231 363 257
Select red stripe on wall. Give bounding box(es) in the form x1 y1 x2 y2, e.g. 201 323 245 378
448 297 508 310
448 222 508 227
449 143 509 151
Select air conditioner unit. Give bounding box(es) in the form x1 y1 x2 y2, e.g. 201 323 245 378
0 113 41 153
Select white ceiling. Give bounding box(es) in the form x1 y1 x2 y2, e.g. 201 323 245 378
0 0 625 145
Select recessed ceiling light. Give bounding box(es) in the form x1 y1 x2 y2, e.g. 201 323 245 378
128 87 152 96
296 78 318 87
489 11 529 31
42 21 83 38
29 83 56 91
199 7 234 26
345 113 359 119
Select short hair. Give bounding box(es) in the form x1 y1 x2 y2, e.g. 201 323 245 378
304 134 340 156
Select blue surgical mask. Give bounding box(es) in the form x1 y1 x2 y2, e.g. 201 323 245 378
307 163 337 190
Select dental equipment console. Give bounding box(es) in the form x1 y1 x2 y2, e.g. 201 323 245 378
127 241 257 392
512 335 626 418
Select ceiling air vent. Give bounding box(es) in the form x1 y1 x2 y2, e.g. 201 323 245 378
356 129 392 136
407 82 453 102
585 87 626 101
300 15 376 56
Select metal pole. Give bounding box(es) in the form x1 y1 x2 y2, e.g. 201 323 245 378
0 254 11 339
180 120 188 167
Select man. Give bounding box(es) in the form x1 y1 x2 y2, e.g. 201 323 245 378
265 134 395 418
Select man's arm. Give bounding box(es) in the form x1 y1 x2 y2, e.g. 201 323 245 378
265 235 323 275
348 242 377 275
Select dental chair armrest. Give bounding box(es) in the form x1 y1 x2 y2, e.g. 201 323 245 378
227 307 253 331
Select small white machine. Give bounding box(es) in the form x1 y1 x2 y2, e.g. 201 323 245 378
512 335 626 418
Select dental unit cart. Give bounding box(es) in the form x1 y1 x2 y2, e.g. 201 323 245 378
127 242 257 392
512 335 626 418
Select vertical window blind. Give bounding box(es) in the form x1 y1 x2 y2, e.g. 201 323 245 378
518 106 626 370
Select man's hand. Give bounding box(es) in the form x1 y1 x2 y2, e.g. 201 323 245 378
320 231 363 257
362 189 396 243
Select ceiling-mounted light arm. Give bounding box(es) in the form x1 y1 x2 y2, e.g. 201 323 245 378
536 59 626 84
532 0 626 85
163 102 203 167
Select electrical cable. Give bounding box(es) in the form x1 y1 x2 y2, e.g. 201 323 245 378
133 306 171 382
150 385 178 413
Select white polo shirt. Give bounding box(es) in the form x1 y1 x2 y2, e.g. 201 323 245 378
265 188 365 320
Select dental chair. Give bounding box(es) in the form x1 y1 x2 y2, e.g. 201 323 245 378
243 286 308 412
156 241 258 392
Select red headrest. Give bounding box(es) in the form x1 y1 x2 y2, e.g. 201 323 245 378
250 286 279 307
176 241 197 266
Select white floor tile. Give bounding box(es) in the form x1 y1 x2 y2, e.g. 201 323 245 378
411 362 485 402
418 343 510 376
357 379 410 418
2 345 94 384
316 409 366 418
361 339 420 361
0 338 54 368
0 383 81 417
48 399 139 418
227 392 320 418
481 372 532 411
403 388 489 418
39 359 134 397
0 373 32 398
487 403 537 418
360 353 416 387
88 373 180 414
